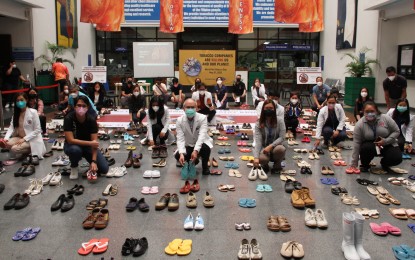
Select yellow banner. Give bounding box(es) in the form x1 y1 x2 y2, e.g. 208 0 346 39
179 50 236 86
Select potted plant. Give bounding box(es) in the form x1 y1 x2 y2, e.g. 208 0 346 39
342 47 380 106
35 41 75 74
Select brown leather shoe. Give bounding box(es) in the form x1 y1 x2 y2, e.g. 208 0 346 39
301 187 315 207
94 209 109 229
151 146 160 158
155 193 170 210
133 157 141 168
159 145 168 158
167 193 179 211
124 151 133 168
291 190 305 208
82 208 100 229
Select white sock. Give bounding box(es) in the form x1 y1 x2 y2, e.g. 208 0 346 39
70 167 79 179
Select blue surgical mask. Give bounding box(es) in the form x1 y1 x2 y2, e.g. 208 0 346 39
185 108 196 118
365 112 376 121
397 106 408 113
16 101 26 109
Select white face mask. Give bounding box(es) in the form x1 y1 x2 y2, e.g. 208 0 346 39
64 90 69 94
152 106 159 112
70 93 78 99
361 92 368 98
388 76 395 81
133 91 139 97
12 64 17 68
199 90 206 95
317 82 323 87
217 80 222 85
290 98 298 104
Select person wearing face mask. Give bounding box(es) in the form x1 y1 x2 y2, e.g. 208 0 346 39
314 95 347 148
354 87 373 121
347 101 402 173
383 66 407 110
175 98 212 175
121 77 135 108
386 98 414 153
65 85 98 117
129 85 147 129
59 85 70 111
284 93 303 138
191 78 201 93
251 78 267 108
88 82 106 113
26 87 47 136
2 59 28 109
254 99 286 174
232 74 246 106
0 93 46 159
255 89 284 118
152 77 168 98
64 96 109 180
214 77 228 109
311 76 331 114
170 77 184 109
147 96 171 158
191 83 216 123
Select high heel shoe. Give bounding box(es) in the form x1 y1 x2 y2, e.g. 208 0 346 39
31 179 43 196
24 179 37 194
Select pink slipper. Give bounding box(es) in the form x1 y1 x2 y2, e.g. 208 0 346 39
369 223 388 236
3 160 18 166
237 141 242 146
141 186 150 194
380 222 401 236
345 167 355 174
149 186 159 194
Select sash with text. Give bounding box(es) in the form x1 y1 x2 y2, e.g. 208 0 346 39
228 0 253 34
159 0 184 33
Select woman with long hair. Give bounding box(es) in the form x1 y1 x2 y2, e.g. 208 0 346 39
214 77 228 109
27 87 47 136
386 98 414 153
88 82 106 113
251 78 267 108
253 99 286 174
284 93 303 138
129 84 147 130
354 87 373 121
147 95 171 158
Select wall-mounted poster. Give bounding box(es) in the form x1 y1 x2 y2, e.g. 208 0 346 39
56 0 78 48
336 0 357 50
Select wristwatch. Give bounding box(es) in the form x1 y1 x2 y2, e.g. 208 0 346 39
91 160 97 164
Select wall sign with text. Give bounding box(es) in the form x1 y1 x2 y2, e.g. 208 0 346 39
296 67 321 85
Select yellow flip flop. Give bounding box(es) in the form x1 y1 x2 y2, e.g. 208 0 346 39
240 156 250 161
177 239 192 256
164 239 183 255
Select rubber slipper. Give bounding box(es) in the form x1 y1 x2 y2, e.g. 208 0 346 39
224 163 232 168
392 245 410 260
320 178 331 185
21 227 41 241
329 178 339 185
263 184 273 192
78 238 100 255
380 222 401 236
369 223 388 236
231 163 240 169
165 239 183 255
408 175 415 180
256 185 265 192
405 209 415 220
400 245 415 257
177 239 192 256
245 199 256 208
92 238 109 254
238 198 248 207
408 224 415 233
389 208 408 220
12 227 32 241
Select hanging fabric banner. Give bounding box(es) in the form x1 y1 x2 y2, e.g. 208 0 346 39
80 0 124 32
274 0 319 24
159 0 184 33
299 0 324 32
228 0 253 34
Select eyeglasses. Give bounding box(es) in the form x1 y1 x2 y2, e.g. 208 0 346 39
76 104 87 108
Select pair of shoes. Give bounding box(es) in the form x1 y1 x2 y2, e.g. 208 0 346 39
331 186 348 195
141 186 158 195
4 193 30 210
125 197 149 212
14 165 36 177
86 198 108 210
180 180 200 194
12 227 41 241
256 184 272 192
86 170 98 183
321 166 335 175
240 133 249 140
42 172 62 185
209 157 219 167
301 136 311 143
51 194 75 212
153 159 166 167
51 155 70 166
248 166 268 180
237 239 262 259
184 213 204 230
24 179 43 195
305 208 328 228
67 184 84 195
102 184 118 196
280 241 305 259
267 215 291 232
51 140 64 150
346 166 361 174
389 208 415 220
155 193 179 211
320 177 339 185
235 223 251 231
165 239 192 256
291 187 315 208
392 245 415 260
239 198 256 208
300 166 312 174
342 212 371 260
284 179 302 193
229 169 242 177
106 166 128 177
122 237 148 256
217 184 235 192
143 170 160 178
354 208 379 219
225 162 239 169
340 194 360 205
82 209 110 229
218 148 231 154
21 154 39 166
369 222 401 236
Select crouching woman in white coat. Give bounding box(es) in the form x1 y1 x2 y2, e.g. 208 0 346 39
0 93 46 159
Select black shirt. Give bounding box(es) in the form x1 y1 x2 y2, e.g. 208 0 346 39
383 75 407 99
171 84 182 95
233 81 246 96
122 83 134 95
129 95 146 113
324 110 339 129
2 67 21 86
354 97 373 118
64 112 98 141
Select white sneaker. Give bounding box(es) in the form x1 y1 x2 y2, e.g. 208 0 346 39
151 170 160 178
51 141 59 150
51 156 69 166
114 166 127 177
49 172 62 185
305 208 317 227
184 212 194 230
143 170 152 178
257 166 268 181
70 167 79 180
106 168 115 177
42 172 55 185
315 209 328 228
57 141 64 151
248 167 258 181
194 213 204 230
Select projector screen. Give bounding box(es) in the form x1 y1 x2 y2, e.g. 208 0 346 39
133 42 174 78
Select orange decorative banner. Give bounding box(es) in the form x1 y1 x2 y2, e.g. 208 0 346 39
299 0 324 32
159 0 184 33
80 0 124 32
274 0 319 24
229 0 253 34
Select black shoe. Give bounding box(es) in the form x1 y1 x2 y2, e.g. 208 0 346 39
359 166 370 172
137 198 149 212
31 155 39 165
75 185 85 195
284 180 295 193
21 165 35 177
106 157 115 166
306 167 313 174
61 195 75 212
242 123 247 129
14 193 30 210
262 164 270 173
270 167 281 175
22 155 31 166
44 150 53 157
133 237 148 257
67 185 80 195
51 194 66 211
14 166 26 177
202 168 210 175
293 181 302 190
126 197 139 212
151 146 160 158
4 193 20 210
300 166 308 174
122 238 138 256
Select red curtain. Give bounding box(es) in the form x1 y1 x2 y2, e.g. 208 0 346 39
159 0 184 33
274 0 318 24
299 0 324 32
229 0 253 34
80 0 124 32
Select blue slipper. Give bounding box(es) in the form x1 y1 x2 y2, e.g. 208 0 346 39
218 149 225 154
320 178 331 185
245 199 256 208
224 163 232 168
400 245 415 257
263 184 273 192
12 227 32 241
21 227 41 241
238 198 248 207
224 149 231 154
408 224 415 233
231 163 239 169
392 245 410 260
329 178 339 185
256 185 265 192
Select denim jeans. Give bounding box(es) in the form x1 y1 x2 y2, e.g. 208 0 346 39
322 126 346 145
64 143 109 174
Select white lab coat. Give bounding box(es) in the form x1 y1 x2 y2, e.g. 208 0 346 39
146 105 171 141
251 84 267 103
315 104 346 139
191 91 214 107
175 113 213 155
5 108 46 158
386 108 415 143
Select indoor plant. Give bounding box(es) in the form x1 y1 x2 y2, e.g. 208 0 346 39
35 41 75 72
342 47 380 77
